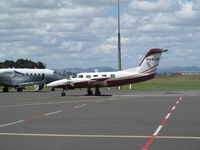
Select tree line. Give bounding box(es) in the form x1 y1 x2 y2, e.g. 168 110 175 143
0 59 46 69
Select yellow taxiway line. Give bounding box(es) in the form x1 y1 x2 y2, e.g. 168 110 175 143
0 133 200 140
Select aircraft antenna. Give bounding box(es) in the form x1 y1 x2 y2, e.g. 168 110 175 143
117 0 122 71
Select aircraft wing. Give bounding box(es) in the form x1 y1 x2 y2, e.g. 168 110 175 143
89 77 110 86
47 79 72 88
90 77 110 81
18 81 43 87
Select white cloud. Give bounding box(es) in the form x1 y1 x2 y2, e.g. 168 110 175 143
60 41 83 52
0 0 199 69
129 0 180 13
193 0 200 10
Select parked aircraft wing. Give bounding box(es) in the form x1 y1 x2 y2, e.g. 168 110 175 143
47 79 72 88
18 81 43 87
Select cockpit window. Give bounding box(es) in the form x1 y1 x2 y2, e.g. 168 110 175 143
78 75 83 78
102 74 107 77
93 75 98 77
53 71 59 74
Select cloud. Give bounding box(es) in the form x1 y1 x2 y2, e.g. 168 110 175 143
193 0 200 10
129 0 180 13
0 0 199 69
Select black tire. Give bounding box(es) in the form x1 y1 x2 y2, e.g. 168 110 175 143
3 87 9 92
95 91 101 96
61 92 66 96
88 90 93 96
17 88 23 92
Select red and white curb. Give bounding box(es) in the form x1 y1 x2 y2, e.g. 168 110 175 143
0 100 104 128
141 97 183 150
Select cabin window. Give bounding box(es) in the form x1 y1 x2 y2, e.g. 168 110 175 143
53 71 59 74
78 75 83 78
110 74 115 78
102 74 107 77
93 75 98 77
86 75 91 78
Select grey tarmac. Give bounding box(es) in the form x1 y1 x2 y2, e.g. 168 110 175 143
0 89 200 150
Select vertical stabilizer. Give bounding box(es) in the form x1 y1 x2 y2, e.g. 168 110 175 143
137 48 167 73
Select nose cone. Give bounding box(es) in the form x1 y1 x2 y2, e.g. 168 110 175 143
0 69 15 78
47 79 69 87
161 49 168 52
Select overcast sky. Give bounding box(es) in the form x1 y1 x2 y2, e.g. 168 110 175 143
0 0 200 69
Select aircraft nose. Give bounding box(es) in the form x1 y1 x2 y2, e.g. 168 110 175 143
0 70 15 78
47 79 69 87
47 82 56 87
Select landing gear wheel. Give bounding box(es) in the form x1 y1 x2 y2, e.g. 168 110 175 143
51 88 55 91
61 92 66 96
3 87 9 92
61 88 66 96
95 87 101 96
89 90 93 96
87 88 93 96
17 88 23 92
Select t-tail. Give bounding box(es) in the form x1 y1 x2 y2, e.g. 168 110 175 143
137 48 167 74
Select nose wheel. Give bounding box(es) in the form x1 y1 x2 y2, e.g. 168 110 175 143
61 92 66 96
61 88 66 96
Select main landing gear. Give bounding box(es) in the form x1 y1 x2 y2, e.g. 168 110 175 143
3 87 9 92
17 88 23 92
60 87 102 96
2 87 23 92
87 87 101 96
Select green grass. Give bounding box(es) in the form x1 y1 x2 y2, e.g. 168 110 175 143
121 75 200 90
1 75 200 91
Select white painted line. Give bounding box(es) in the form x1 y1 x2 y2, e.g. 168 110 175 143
153 125 163 136
0 120 24 128
74 104 87 108
142 97 184 150
44 110 63 116
95 101 102 103
0 100 95 108
165 113 171 119
172 106 176 110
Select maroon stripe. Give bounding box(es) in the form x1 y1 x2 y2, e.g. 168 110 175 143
145 48 164 58
139 48 164 66
106 73 155 87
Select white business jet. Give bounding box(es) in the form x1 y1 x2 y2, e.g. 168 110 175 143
47 48 167 96
0 68 61 92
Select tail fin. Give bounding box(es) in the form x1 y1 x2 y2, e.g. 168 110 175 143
137 48 167 73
